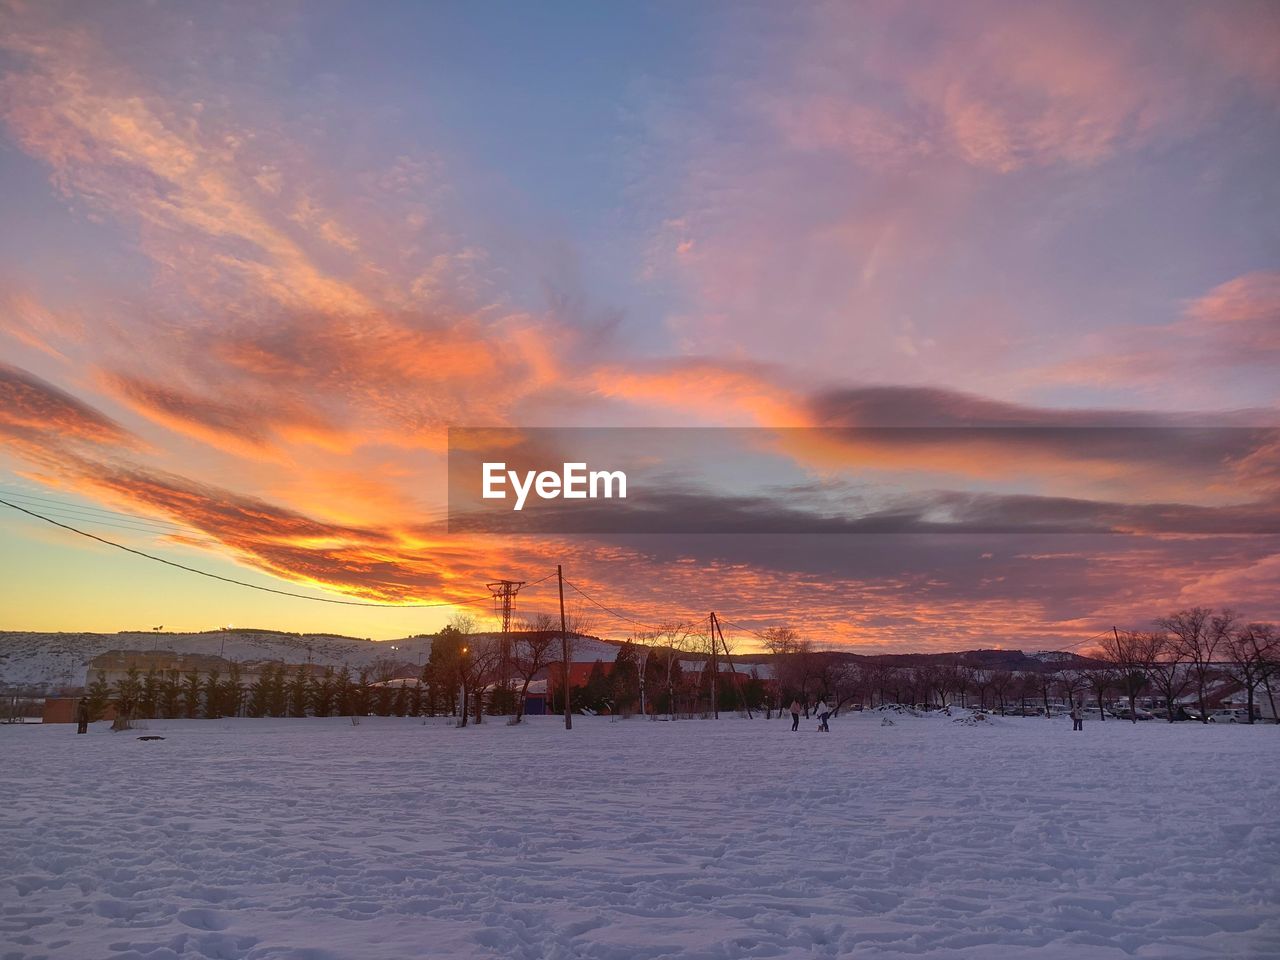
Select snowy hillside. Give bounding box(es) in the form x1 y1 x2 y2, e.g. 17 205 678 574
0 630 616 691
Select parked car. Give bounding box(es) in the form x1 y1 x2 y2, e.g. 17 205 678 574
1208 708 1251 723
1111 706 1155 721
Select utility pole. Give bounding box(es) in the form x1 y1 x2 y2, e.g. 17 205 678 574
709 612 718 719
558 564 571 730
487 579 525 713
712 612 752 719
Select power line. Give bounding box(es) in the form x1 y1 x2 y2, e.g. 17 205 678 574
0 489 193 530
0 496 498 609
1056 629 1112 653
562 578 666 632
715 616 773 642
3 508 221 542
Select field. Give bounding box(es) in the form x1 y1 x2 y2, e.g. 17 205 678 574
2 711 1277 960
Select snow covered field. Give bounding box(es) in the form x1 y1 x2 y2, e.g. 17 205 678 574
2 712 1277 960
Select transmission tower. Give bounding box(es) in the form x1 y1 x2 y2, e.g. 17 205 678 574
488 579 526 704
487 580 526 633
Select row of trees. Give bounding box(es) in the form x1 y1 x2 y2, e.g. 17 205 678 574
754 609 1278 724
1100 609 1277 723
85 606 1277 728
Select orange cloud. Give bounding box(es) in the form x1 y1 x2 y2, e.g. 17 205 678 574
0 363 137 449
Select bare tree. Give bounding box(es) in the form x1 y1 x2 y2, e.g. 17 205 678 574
458 636 501 726
950 664 972 709
1084 668 1117 721
1055 669 1090 713
509 613 559 724
988 670 1013 715
1157 608 1232 723
642 621 699 720
1100 629 1160 722
1254 626 1280 723
1143 632 1191 722
1223 622 1278 724
828 660 865 715
762 626 802 718
964 666 993 711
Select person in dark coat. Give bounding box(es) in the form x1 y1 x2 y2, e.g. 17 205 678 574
75 698 90 734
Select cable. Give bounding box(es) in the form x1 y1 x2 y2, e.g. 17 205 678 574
10 511 223 544
562 578 666 632
0 496 498 609
0 512 199 542
716 617 773 642
0 489 193 530
1055 629 1112 653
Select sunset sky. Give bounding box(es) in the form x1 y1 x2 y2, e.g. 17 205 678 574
1 0 1277 651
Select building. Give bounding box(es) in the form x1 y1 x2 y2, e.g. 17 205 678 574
86 650 332 688
42 697 117 724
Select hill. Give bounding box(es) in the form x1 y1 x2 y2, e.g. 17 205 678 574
0 629 621 693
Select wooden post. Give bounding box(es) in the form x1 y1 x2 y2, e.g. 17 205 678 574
559 564 571 730
710 612 718 719
712 612 752 719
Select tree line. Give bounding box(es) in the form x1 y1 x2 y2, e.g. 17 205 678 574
754 609 1278 724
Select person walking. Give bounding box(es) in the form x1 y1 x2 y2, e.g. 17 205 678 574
789 699 802 732
1070 704 1083 732
75 697 90 735
815 699 831 732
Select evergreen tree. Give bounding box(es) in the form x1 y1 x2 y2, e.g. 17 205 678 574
408 679 423 717
374 683 394 716
160 673 181 718
393 683 409 717
352 669 371 718
312 668 336 717
112 666 143 731
140 668 160 719
268 663 288 717
246 667 270 717
85 674 112 721
334 666 354 717
583 660 611 712
182 670 202 718
426 628 464 716
611 642 641 713
223 662 244 718
203 668 222 718
287 665 310 717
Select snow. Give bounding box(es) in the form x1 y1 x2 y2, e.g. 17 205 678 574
2 712 1277 959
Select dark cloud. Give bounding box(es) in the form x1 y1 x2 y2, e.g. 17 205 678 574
0 363 137 448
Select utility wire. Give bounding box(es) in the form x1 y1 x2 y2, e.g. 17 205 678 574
716 617 773 642
562 578 665 632
0 489 194 530
4 509 221 542
0 496 497 609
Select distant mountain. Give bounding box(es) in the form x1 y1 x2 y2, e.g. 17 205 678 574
735 647 1106 672
0 629 617 693
0 629 1105 693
